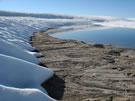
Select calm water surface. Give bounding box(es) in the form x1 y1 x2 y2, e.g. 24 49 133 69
51 28 135 48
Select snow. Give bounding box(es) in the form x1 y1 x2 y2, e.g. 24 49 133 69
0 10 135 101
27 51 43 57
0 54 55 101
0 39 40 64
0 54 53 90
0 84 55 101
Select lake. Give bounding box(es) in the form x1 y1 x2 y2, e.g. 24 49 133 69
51 28 135 48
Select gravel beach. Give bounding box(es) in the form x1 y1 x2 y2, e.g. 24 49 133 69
32 29 135 101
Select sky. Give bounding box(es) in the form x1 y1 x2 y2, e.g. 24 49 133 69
0 0 135 18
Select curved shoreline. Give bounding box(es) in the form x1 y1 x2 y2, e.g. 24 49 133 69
32 29 135 101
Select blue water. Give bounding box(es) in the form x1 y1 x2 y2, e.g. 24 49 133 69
51 28 135 48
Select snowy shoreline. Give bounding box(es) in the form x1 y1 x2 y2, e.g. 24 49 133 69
1 10 135 101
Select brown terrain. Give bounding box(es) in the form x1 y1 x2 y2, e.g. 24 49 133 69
32 29 135 101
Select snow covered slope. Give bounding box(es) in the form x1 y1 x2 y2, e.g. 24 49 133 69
0 10 135 101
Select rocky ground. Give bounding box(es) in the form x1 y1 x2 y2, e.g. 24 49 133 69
32 29 135 101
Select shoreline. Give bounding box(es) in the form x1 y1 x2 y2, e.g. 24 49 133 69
32 28 135 101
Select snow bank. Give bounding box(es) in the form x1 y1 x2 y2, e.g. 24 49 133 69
0 84 56 101
0 53 55 100
0 54 53 90
0 10 135 101
0 40 40 64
